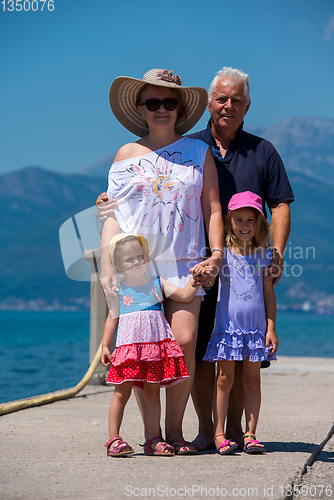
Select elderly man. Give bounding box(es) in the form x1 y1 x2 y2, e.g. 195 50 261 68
188 67 294 450
96 67 294 452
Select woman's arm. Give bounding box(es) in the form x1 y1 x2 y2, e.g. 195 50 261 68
263 272 279 354
198 150 225 285
100 215 121 306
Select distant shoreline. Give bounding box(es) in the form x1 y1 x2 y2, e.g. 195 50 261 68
1 306 334 316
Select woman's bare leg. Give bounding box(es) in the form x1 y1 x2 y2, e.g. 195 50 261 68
142 382 161 440
133 388 148 439
163 296 201 446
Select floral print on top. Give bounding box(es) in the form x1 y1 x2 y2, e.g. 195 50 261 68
107 137 208 261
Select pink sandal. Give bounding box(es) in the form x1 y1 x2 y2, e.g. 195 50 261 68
104 435 134 457
142 436 174 456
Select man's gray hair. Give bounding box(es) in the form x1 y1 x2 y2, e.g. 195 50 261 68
208 67 251 104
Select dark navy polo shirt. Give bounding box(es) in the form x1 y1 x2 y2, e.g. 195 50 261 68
187 121 294 217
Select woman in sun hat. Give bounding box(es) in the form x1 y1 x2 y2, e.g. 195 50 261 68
98 68 224 454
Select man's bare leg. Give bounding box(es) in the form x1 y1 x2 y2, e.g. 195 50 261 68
191 360 215 451
225 361 245 449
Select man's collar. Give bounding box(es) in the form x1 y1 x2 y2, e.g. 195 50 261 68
207 120 245 149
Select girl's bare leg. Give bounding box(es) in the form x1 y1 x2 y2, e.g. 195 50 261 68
242 359 264 450
213 360 237 452
164 296 201 445
108 382 133 440
226 361 245 448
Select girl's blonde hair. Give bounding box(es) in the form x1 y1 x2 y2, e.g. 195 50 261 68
109 234 149 273
225 209 271 251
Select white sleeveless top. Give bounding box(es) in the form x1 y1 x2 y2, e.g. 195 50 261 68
107 137 208 263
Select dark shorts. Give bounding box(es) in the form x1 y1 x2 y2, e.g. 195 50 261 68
195 278 270 369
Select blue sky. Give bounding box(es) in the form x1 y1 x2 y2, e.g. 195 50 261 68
1 0 334 175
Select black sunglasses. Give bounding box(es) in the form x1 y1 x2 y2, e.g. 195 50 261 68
140 98 178 112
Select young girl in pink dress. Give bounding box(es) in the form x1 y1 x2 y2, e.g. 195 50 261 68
101 233 209 457
203 191 279 455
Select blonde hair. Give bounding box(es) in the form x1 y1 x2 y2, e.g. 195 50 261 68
225 209 270 251
109 234 149 273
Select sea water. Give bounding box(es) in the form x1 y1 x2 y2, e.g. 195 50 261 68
0 311 333 404
0 311 89 404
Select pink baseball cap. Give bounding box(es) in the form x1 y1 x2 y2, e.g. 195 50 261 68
228 191 264 215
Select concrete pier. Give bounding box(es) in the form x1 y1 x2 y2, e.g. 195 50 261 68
1 356 333 500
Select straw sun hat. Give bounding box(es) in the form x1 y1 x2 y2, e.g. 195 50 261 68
109 69 208 137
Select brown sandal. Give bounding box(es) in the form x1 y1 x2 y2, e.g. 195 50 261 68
142 436 174 456
169 439 198 455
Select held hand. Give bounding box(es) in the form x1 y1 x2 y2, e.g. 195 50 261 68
265 248 283 287
96 192 118 221
189 263 212 276
101 346 112 367
266 329 279 354
191 253 222 289
189 263 216 289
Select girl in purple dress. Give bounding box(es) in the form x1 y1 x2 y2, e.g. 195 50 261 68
203 191 279 455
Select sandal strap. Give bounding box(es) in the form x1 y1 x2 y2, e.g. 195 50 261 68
155 441 174 454
245 439 259 446
243 433 257 440
143 436 164 454
214 433 226 439
105 435 132 454
104 435 122 448
169 438 196 452
218 439 231 449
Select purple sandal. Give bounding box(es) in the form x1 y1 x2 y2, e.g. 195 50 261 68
104 435 134 457
214 433 238 455
243 433 266 454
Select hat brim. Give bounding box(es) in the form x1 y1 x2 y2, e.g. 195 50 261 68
109 76 208 137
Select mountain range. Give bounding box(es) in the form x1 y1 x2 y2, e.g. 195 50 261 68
1 116 333 313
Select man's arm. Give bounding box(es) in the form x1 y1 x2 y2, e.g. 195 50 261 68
268 201 291 286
